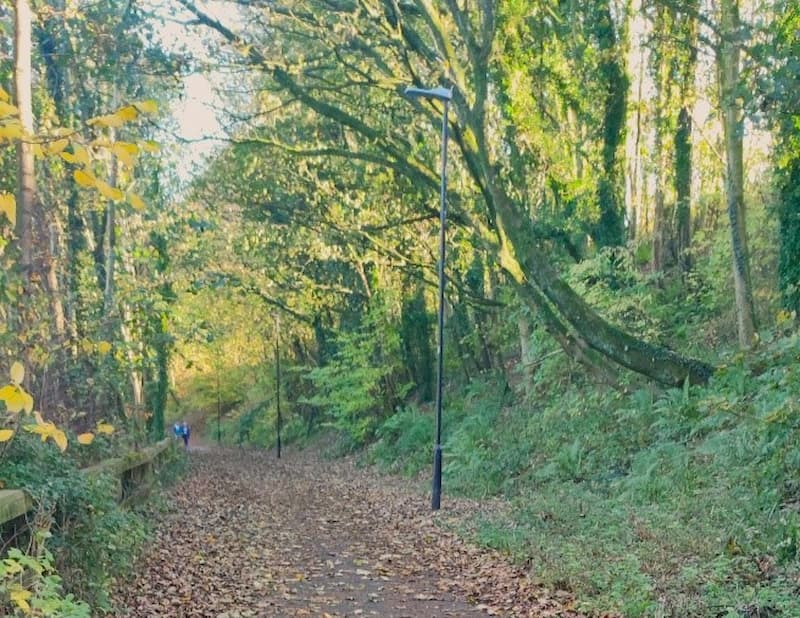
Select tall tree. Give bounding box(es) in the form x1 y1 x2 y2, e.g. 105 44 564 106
177 0 714 386
718 0 756 347
14 0 33 284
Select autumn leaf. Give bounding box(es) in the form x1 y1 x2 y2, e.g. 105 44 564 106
113 142 139 167
0 101 19 117
96 180 125 202
140 140 160 153
134 100 159 114
74 169 97 187
77 432 95 445
9 586 31 613
10 361 24 384
128 193 146 211
117 105 139 121
0 121 23 141
61 144 90 166
0 428 14 442
46 138 69 155
97 422 115 435
0 384 28 413
0 192 16 226
97 341 112 355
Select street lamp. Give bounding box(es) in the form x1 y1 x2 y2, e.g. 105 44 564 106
403 84 453 511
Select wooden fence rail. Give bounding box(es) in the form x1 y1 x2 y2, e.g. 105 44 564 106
0 438 172 526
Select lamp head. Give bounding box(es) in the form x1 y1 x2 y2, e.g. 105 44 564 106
404 85 453 102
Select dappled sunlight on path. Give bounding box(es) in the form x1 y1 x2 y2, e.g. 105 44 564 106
114 447 581 617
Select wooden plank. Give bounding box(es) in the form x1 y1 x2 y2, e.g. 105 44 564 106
0 438 172 525
82 438 171 477
0 489 33 524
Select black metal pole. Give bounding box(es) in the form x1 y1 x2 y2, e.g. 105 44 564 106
275 315 282 459
216 367 221 444
431 100 449 511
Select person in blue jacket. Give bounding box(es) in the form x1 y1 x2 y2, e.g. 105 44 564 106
180 421 191 448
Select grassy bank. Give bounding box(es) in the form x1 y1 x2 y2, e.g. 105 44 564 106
368 333 800 616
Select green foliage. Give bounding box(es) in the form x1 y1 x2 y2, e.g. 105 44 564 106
1 543 90 617
0 431 171 611
304 295 411 447
369 405 433 476
370 325 800 616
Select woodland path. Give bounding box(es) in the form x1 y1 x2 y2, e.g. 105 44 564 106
114 446 583 617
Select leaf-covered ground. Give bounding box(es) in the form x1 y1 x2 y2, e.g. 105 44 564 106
115 446 584 617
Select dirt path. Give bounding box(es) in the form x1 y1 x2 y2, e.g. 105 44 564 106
114 447 582 617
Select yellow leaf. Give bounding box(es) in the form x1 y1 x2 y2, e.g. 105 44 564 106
88 113 124 128
134 100 159 114
21 391 33 414
52 429 68 452
24 421 56 440
140 140 160 153
77 432 95 445
0 101 19 117
47 138 69 155
97 341 112 355
96 180 125 202
0 121 23 141
80 339 94 354
96 422 115 435
0 86 9 102
112 142 137 167
0 192 16 226
0 428 14 442
9 586 31 612
117 106 139 122
73 169 97 187
72 144 90 166
33 144 44 158
0 384 27 413
10 361 24 384
60 144 90 165
128 193 146 211
33 411 45 425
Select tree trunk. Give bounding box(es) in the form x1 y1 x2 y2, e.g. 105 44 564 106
591 0 628 247
674 2 698 273
719 0 756 348
14 0 34 282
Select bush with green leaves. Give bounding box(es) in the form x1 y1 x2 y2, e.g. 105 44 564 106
303 294 411 448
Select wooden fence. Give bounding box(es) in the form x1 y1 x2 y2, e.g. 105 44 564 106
0 438 172 526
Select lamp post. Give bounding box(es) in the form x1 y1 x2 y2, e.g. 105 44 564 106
403 84 453 511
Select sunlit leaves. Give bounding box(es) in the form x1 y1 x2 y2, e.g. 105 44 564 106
77 432 95 445
46 138 69 155
112 142 139 167
0 193 15 226
0 101 19 118
9 585 32 612
134 100 159 114
96 179 125 202
96 422 115 435
128 193 146 211
73 169 96 187
10 362 24 384
0 385 33 414
60 144 90 166
24 420 68 452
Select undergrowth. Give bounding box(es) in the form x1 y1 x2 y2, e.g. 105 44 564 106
369 329 800 616
0 434 186 615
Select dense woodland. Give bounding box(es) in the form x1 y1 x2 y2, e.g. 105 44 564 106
0 0 799 615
